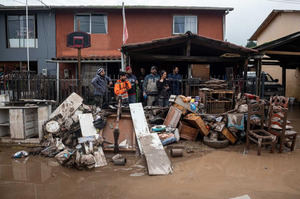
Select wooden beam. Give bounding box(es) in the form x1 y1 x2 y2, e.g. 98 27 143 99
243 59 249 94
265 50 300 56
130 53 243 63
282 66 286 96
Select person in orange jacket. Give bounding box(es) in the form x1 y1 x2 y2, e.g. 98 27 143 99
114 71 131 104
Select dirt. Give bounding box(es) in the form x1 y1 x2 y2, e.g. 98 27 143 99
0 105 299 199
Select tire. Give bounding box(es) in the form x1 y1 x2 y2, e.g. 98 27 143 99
203 136 230 149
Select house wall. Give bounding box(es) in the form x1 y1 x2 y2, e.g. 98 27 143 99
0 11 56 75
56 9 224 57
256 12 300 100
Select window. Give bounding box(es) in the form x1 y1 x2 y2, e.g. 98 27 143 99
6 15 38 48
74 14 107 34
173 16 197 34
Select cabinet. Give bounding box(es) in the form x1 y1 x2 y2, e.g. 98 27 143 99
0 106 50 141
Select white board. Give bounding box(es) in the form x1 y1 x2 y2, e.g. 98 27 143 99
94 147 107 167
50 92 83 120
78 113 97 137
129 103 150 154
140 134 173 175
129 103 172 175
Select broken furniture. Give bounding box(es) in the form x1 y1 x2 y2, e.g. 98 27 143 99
0 105 50 143
199 89 234 114
268 105 298 153
246 103 276 155
178 121 199 141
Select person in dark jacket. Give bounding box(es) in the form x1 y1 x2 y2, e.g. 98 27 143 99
156 70 170 107
143 66 160 106
168 66 182 95
91 67 112 108
126 66 138 104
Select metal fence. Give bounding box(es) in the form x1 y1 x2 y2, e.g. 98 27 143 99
0 73 256 105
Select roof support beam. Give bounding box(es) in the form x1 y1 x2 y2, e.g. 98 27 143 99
265 50 300 56
129 53 244 63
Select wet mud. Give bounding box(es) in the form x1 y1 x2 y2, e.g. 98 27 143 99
0 105 299 199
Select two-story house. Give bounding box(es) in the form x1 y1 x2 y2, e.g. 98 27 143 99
51 5 232 81
0 6 56 75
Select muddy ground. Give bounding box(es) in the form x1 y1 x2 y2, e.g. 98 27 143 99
0 105 299 199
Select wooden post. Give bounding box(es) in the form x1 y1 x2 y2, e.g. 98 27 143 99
77 19 82 95
78 48 82 95
282 66 286 96
256 58 262 96
186 39 191 96
243 59 249 94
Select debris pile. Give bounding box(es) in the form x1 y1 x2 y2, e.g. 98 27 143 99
40 93 107 169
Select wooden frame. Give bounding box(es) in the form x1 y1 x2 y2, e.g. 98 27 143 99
246 103 276 155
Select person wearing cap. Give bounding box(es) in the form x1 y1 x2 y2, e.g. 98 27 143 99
91 67 112 108
143 66 160 106
114 71 131 105
125 66 138 104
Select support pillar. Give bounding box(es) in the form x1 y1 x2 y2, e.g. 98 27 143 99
282 66 286 96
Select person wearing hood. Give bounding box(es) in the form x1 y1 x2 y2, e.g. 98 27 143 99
143 66 160 106
125 66 138 104
91 67 112 108
114 71 131 105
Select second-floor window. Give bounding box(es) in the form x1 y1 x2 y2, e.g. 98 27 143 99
173 16 197 34
74 14 107 34
6 15 38 48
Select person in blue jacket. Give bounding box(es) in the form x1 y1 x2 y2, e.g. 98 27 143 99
143 66 160 106
168 66 182 95
91 67 112 108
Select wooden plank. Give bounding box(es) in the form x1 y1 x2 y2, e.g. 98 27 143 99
38 106 50 140
78 113 97 137
50 92 83 120
129 103 151 154
140 134 173 175
130 103 172 175
94 147 107 167
10 109 24 139
221 127 237 144
163 106 182 128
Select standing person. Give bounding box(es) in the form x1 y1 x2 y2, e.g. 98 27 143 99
114 71 131 105
138 67 146 103
91 67 112 108
157 70 170 107
143 66 160 106
168 66 182 95
126 66 138 104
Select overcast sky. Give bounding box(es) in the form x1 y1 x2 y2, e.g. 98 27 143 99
3 0 300 45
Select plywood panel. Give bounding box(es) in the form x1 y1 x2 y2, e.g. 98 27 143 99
10 109 24 139
78 113 97 137
191 64 210 80
140 134 173 175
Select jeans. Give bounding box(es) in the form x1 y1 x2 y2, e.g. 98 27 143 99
128 94 136 104
158 98 169 107
147 95 157 106
94 95 104 108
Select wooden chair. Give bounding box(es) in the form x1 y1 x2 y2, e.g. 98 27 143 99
270 96 289 108
246 103 276 155
268 105 297 152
